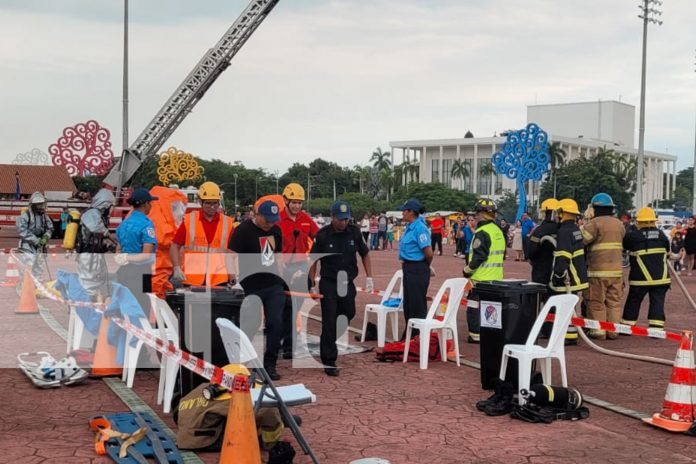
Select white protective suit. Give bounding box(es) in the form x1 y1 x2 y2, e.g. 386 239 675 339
16 192 54 279
76 188 115 299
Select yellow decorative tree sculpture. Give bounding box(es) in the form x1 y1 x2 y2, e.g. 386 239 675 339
157 147 204 185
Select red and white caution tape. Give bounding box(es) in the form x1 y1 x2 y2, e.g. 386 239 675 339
112 317 239 389
11 248 242 389
545 313 683 342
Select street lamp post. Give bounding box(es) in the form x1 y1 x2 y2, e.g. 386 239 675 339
636 0 662 208
692 51 696 213
233 173 238 216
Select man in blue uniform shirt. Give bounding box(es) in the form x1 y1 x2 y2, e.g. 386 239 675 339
397 198 433 335
115 187 158 317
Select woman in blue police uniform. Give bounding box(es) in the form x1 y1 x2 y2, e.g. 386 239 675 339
115 188 158 317
397 198 434 332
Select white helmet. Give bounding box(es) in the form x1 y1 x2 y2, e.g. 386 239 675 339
29 192 46 205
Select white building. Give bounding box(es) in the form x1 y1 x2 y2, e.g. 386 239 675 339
390 101 677 207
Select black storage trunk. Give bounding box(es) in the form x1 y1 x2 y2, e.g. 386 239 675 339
475 280 546 390
165 287 245 397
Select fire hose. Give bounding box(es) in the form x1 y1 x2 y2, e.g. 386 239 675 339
576 262 696 367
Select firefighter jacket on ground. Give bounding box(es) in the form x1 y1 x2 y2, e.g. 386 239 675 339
623 227 670 287
527 220 558 285
16 207 53 253
465 220 505 282
581 215 625 278
550 220 589 293
181 211 235 286
76 188 114 298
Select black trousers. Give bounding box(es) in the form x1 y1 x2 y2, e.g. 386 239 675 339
116 263 152 318
467 288 481 335
622 285 668 324
431 233 443 254
318 279 356 366
402 261 430 333
239 284 286 369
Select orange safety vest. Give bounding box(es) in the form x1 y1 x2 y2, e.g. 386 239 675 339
182 211 235 286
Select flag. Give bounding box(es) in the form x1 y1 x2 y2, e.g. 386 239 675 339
14 172 20 200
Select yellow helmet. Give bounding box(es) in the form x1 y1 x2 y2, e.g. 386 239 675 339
539 198 559 213
558 198 580 216
282 183 305 201
636 207 657 222
198 181 221 200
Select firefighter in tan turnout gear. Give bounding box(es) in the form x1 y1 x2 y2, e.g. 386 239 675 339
621 207 670 330
550 198 588 345
581 193 625 340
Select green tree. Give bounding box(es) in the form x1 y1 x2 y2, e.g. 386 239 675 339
496 190 533 223
370 147 391 171
547 141 566 198
450 159 469 190
73 175 106 195
392 183 477 212
478 161 495 195
539 152 633 215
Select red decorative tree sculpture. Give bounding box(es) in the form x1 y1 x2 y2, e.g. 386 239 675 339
48 120 114 176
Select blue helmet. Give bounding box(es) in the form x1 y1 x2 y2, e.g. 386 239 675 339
591 193 615 207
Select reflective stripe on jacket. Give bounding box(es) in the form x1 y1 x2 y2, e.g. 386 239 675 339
581 215 625 278
550 221 589 292
624 227 670 286
182 211 235 286
469 222 505 282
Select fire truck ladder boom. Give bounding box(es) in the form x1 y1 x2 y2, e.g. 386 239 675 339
104 0 280 189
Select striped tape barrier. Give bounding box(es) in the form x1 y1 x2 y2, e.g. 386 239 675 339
545 313 683 342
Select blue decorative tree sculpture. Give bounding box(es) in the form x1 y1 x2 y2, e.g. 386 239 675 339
492 123 550 221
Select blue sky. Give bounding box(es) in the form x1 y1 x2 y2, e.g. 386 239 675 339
1 0 695 173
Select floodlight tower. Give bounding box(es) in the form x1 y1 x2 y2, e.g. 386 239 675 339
635 0 663 208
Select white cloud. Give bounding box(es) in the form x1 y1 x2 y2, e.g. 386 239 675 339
1 0 695 176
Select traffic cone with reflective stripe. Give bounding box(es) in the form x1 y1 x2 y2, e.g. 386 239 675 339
219 374 261 463
90 312 123 377
15 271 39 314
643 331 696 432
1 255 20 287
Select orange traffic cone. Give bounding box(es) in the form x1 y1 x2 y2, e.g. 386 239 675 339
1 255 20 287
219 374 261 464
15 271 39 314
643 331 696 432
90 314 123 377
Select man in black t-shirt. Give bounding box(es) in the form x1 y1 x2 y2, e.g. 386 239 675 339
309 201 373 376
228 200 285 380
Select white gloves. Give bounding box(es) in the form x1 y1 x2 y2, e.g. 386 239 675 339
290 269 305 285
430 266 436 277
365 277 374 293
172 266 186 283
114 253 129 266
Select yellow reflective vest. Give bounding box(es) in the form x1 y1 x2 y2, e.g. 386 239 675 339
623 227 670 286
468 222 505 282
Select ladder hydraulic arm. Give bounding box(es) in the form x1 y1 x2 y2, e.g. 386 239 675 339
104 0 280 189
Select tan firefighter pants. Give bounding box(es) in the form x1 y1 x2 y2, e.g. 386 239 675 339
584 277 624 330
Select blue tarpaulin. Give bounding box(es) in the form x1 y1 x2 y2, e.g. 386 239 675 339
54 270 146 363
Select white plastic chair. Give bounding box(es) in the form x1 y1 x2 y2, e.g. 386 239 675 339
498 294 579 405
66 305 85 353
403 278 468 370
148 294 180 414
216 317 320 463
121 314 159 389
361 270 403 347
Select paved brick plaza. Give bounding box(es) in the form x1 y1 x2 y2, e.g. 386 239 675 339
1 239 695 463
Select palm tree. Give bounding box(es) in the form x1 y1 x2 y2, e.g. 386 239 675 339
479 161 495 195
547 141 566 198
450 159 469 190
370 147 391 171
